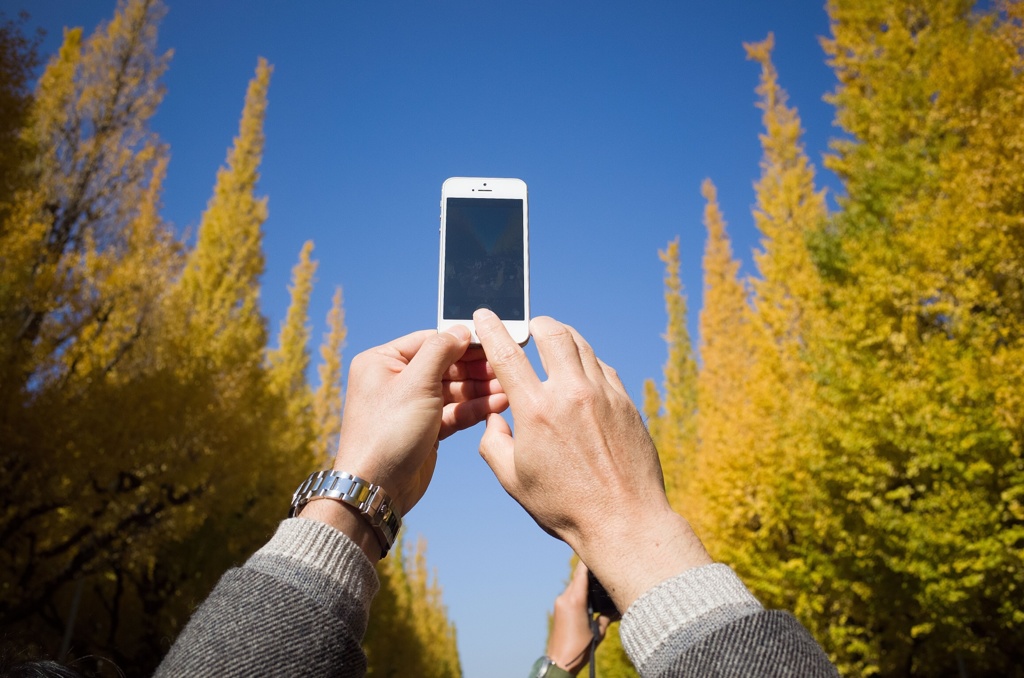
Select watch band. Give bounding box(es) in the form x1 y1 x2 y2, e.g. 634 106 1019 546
290 469 401 558
528 656 573 678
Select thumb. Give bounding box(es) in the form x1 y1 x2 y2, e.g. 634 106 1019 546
596 615 612 641
479 413 516 491
404 327 471 387
570 561 589 594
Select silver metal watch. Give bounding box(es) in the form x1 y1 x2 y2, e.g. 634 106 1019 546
290 469 402 558
529 656 570 678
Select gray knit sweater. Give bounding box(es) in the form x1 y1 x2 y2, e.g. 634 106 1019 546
155 518 837 677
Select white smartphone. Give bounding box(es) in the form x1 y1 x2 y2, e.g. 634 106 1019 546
438 177 530 345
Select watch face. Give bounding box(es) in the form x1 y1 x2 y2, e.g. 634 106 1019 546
534 657 554 678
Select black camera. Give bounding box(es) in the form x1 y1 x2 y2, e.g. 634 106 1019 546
587 570 620 619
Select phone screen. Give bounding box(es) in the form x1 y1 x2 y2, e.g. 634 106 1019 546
443 197 526 320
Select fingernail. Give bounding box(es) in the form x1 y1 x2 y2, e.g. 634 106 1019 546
444 324 471 340
474 308 496 321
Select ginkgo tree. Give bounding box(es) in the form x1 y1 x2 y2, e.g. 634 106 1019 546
0 1 462 674
646 2 1024 676
804 0 1024 673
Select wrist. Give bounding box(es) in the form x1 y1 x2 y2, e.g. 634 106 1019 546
528 656 575 678
290 469 402 559
577 508 712 612
296 498 382 564
333 444 411 515
546 650 584 676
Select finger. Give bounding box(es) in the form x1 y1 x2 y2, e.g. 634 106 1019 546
596 615 612 640
403 326 472 386
439 394 509 440
460 346 488 362
375 329 442 364
570 560 589 589
478 412 517 489
474 308 541 402
599 358 630 398
566 560 589 600
444 358 497 382
443 377 503 405
531 316 586 381
565 325 604 382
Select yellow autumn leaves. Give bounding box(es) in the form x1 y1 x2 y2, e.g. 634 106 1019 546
638 3 1024 676
0 1 459 675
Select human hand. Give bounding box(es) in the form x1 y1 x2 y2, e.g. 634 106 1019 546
331 326 507 516
547 562 612 676
475 310 711 611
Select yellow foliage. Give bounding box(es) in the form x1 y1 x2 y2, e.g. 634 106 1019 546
267 240 319 467
642 236 698 529
715 34 831 624
649 4 1024 675
365 536 462 677
0 7 354 670
314 286 347 465
693 179 757 555
174 56 271 373
1 4 459 673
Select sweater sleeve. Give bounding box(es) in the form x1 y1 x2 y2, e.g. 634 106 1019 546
618 563 838 677
154 518 379 677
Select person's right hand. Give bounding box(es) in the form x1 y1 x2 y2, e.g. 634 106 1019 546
474 309 711 612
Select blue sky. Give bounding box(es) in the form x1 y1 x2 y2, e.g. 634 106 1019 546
24 2 839 675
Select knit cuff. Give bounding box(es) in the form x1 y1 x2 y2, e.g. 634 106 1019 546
619 563 763 674
244 518 380 633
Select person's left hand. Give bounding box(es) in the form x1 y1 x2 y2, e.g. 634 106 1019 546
333 326 507 516
547 561 612 676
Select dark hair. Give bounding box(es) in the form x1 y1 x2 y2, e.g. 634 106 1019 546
2 660 86 678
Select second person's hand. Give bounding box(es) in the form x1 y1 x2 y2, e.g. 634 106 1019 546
547 562 612 676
